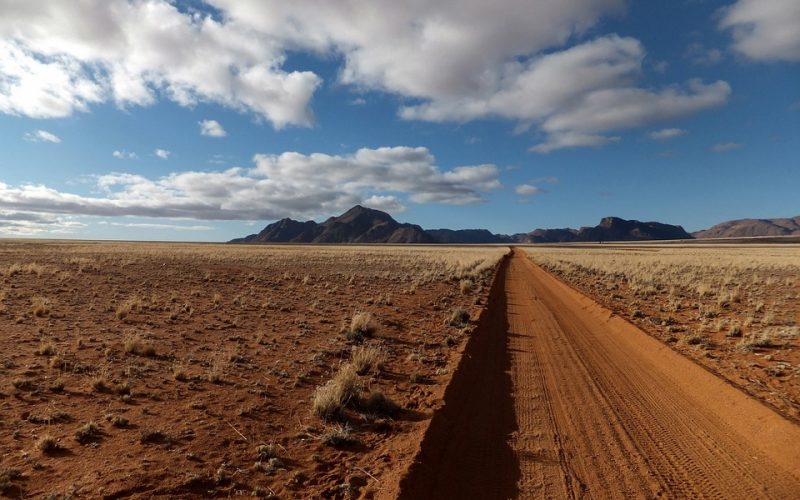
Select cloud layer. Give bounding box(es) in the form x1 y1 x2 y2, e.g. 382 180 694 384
0 146 500 221
0 0 735 150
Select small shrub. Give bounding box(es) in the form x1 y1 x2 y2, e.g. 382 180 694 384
349 312 378 339
124 334 156 357
140 429 166 444
726 324 743 338
36 435 61 454
37 341 56 356
49 378 66 393
312 364 360 420
75 421 101 443
320 424 353 446
459 279 473 295
255 444 279 461
106 414 129 428
447 307 470 327
31 296 50 317
351 346 385 375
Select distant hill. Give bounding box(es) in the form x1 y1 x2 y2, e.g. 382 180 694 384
425 228 511 244
231 207 693 244
230 205 434 244
574 216 692 242
693 217 800 239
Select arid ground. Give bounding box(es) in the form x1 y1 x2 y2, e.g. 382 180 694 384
0 241 505 498
2 241 800 499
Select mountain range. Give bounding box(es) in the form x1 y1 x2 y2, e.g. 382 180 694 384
230 206 695 244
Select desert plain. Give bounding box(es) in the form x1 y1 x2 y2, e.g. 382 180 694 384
1 240 799 499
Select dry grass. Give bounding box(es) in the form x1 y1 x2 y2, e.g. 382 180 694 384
312 364 361 420
75 421 101 443
447 307 470 327
36 435 61 454
123 333 156 357
349 311 378 340
351 345 385 375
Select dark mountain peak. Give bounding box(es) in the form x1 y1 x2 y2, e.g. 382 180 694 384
335 205 395 224
230 205 431 244
598 216 626 227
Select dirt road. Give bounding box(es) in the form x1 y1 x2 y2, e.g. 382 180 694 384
397 248 800 499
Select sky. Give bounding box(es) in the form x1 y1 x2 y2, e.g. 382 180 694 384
0 0 798 241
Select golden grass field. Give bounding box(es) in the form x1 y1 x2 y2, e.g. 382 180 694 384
526 244 800 421
0 240 506 498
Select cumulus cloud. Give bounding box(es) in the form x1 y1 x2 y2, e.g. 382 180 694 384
515 184 543 196
199 120 226 138
0 146 500 221
711 142 743 153
720 0 800 61
112 150 137 160
649 128 687 140
24 129 61 143
154 148 171 159
397 37 729 152
0 210 84 235
0 0 320 126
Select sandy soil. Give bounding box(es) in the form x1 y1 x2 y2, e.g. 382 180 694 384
397 249 800 498
0 241 503 499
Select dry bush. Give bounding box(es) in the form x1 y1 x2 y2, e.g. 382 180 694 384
31 296 50 317
312 364 360 420
36 435 61 454
349 311 378 340
75 421 101 444
351 345 385 375
447 307 470 327
37 341 56 356
320 423 353 446
124 333 156 357
459 279 474 294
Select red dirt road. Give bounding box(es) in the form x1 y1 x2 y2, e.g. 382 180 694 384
397 248 800 499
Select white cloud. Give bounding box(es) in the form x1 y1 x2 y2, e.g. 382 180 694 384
397 36 729 152
720 0 800 61
649 128 687 140
0 210 84 235
515 184 543 196
0 0 320 127
199 120 226 138
531 131 620 154
112 150 137 160
24 129 61 143
0 146 500 221
154 148 171 159
711 142 743 153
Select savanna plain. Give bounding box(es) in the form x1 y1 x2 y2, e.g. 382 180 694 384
1 241 800 499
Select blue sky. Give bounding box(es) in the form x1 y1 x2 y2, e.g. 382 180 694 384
0 0 798 240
